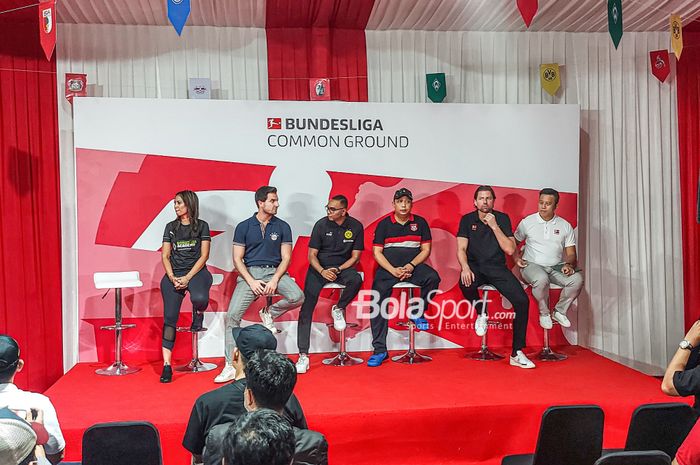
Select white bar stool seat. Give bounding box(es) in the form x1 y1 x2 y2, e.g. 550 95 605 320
391 282 432 364
322 272 364 367
467 284 505 361
93 271 143 376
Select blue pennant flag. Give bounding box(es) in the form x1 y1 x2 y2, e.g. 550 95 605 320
167 0 190 36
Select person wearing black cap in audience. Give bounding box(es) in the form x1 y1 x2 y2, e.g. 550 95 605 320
367 188 441 367
0 335 64 464
182 325 307 464
206 350 328 465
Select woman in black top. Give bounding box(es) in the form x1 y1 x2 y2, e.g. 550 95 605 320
160 190 213 383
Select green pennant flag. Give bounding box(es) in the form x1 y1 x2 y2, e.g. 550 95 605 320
608 0 623 49
426 73 446 103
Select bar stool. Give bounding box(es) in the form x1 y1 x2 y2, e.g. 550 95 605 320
391 282 432 364
175 273 223 373
532 283 567 362
467 284 504 361
93 271 143 376
322 272 364 367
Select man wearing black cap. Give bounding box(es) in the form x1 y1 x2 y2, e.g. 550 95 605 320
0 335 65 464
182 325 307 464
367 188 441 367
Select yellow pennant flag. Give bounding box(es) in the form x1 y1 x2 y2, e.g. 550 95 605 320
670 14 683 60
540 64 561 96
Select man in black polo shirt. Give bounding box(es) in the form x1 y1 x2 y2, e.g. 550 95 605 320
457 185 534 369
217 186 304 383
296 194 364 374
182 324 307 464
662 319 700 412
368 188 441 367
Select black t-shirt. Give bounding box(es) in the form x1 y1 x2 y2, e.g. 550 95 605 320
673 347 700 411
373 214 432 267
182 378 308 455
163 220 211 275
457 210 514 267
308 216 364 268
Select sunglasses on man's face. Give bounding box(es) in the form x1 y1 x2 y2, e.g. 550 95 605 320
325 205 344 213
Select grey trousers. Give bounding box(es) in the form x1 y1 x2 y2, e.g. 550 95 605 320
224 266 304 363
520 262 583 316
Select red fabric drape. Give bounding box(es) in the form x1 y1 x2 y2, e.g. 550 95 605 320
266 0 374 101
0 10 63 391
678 29 700 327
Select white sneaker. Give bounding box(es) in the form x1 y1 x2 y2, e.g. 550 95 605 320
475 313 488 337
510 350 536 369
296 354 309 374
214 364 236 383
331 305 346 331
259 309 276 332
539 313 553 330
552 311 571 328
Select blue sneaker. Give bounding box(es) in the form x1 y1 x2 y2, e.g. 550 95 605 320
367 352 388 367
411 317 429 331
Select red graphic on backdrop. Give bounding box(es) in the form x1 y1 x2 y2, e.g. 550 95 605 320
267 118 282 129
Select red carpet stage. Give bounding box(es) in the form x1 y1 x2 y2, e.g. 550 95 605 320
46 347 680 465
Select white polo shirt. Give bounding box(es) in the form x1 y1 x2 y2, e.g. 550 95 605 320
514 213 576 267
0 383 66 455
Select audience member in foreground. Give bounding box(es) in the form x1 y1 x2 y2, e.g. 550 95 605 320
221 409 296 465
662 320 700 412
204 350 327 465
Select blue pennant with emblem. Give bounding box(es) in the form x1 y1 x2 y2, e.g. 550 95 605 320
168 0 191 36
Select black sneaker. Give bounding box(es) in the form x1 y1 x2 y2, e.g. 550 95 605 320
160 365 173 383
191 311 204 332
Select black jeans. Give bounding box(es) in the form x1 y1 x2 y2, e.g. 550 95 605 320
459 262 529 353
297 267 363 354
370 264 441 354
160 268 213 350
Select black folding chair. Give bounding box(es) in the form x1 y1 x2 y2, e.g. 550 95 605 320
621 403 697 457
82 421 163 465
594 450 671 465
502 405 604 465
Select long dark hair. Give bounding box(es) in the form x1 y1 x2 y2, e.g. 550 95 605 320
174 190 200 235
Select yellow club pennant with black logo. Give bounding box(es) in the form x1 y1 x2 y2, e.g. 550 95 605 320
540 64 560 96
670 14 683 60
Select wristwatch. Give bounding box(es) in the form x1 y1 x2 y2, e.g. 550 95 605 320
680 340 694 350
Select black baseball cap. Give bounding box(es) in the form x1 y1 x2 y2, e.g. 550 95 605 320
231 325 277 360
393 188 413 200
0 336 19 374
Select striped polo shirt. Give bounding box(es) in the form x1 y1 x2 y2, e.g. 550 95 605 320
372 213 432 266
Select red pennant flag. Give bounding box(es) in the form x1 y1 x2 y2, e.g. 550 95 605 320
65 73 88 103
38 1 56 61
309 78 331 101
517 0 538 28
649 50 670 83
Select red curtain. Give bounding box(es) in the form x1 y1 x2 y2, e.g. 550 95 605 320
0 9 63 391
678 28 700 327
266 0 374 101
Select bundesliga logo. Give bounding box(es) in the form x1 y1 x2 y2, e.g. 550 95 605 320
267 118 282 130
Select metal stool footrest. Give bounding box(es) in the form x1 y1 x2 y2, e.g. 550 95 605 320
531 325 567 362
100 324 136 331
392 321 432 364
323 323 363 366
175 315 216 373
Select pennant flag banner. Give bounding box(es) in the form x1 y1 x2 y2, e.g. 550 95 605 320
309 78 331 101
649 50 670 83
517 0 539 28
167 0 191 36
38 1 56 60
188 78 212 99
65 73 87 103
608 0 623 49
539 64 561 96
670 14 683 60
426 73 446 103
